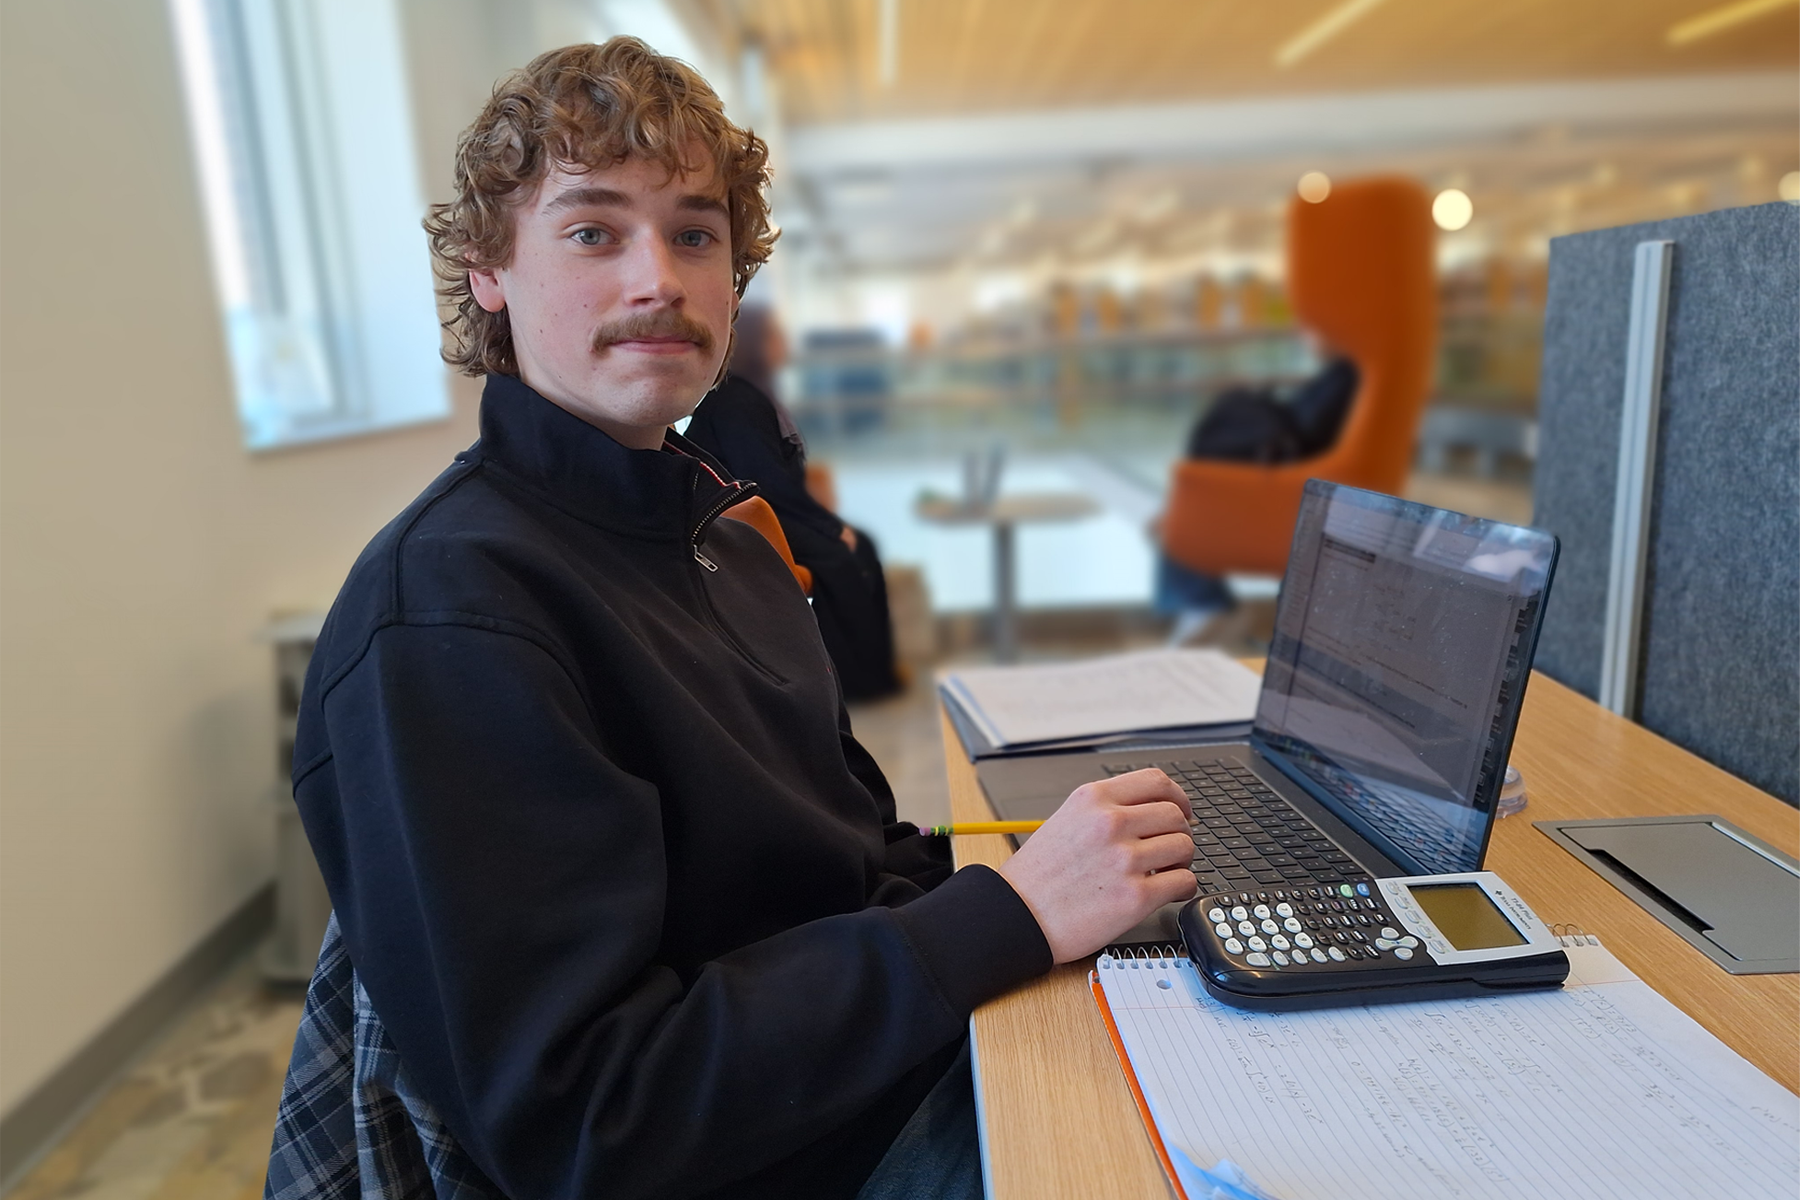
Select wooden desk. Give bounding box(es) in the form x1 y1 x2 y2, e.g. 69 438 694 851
946 670 1800 1200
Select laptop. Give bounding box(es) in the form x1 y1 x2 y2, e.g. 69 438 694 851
976 480 1559 946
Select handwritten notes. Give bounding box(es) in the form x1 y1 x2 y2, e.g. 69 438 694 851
1096 947 1799 1199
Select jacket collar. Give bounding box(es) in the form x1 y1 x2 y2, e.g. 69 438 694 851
467 373 754 545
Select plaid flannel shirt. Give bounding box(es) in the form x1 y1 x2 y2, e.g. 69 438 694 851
264 913 506 1200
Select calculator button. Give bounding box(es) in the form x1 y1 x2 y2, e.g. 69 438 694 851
1245 952 1271 967
1374 937 1397 950
1327 946 1347 962
1355 882 1371 896
1260 919 1280 934
1238 920 1256 936
1274 902 1294 918
1393 947 1414 960
1338 884 1355 897
1247 936 1268 951
1270 934 1291 950
1225 938 1244 954
1283 918 1303 933
1252 904 1272 920
1207 907 1227 924
1230 906 1249 922
1293 933 1314 949
1271 951 1290 966
1428 938 1450 955
1397 936 1419 949
1380 926 1400 940
1214 923 1233 940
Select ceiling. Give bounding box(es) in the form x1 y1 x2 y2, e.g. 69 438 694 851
659 0 1798 323
688 0 1799 126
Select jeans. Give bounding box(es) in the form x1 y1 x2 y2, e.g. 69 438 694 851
1154 554 1236 615
854 1040 983 1200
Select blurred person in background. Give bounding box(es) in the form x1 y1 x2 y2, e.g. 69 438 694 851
685 304 902 700
1156 335 1359 641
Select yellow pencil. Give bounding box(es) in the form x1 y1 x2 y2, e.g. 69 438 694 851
917 820 1045 837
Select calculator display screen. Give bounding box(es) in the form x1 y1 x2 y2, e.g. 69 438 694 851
1407 883 1526 950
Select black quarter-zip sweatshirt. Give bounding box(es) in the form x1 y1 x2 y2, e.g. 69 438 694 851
290 372 1052 1199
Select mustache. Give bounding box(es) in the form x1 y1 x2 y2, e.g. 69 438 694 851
591 310 716 354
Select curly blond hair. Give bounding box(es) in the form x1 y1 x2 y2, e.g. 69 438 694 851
424 38 777 377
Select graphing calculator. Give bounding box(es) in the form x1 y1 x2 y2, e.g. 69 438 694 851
1178 871 1569 1011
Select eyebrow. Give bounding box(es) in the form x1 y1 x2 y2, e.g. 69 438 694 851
543 185 729 221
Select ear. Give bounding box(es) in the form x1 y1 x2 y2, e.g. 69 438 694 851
469 268 506 313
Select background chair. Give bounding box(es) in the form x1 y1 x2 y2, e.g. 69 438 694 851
722 495 813 594
1159 176 1438 576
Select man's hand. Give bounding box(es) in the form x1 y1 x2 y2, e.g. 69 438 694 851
996 769 1198 963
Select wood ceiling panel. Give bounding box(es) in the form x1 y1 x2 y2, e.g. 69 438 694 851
735 0 1798 124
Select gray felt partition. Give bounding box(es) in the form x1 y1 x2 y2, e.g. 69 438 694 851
1532 202 1799 806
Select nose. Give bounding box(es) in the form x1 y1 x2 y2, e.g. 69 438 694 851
618 230 686 307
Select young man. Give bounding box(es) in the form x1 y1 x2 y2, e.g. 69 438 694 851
266 38 1195 1200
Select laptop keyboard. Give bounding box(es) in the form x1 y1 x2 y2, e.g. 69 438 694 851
1104 759 1368 896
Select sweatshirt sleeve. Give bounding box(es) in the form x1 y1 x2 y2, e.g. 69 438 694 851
299 618 1049 1200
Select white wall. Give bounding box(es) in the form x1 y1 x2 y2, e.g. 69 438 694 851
0 0 505 1115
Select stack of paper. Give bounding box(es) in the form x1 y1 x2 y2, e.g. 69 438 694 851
940 648 1262 757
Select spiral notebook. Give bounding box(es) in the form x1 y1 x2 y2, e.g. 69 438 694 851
1091 937 1799 1200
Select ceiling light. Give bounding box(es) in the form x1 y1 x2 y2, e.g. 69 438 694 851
1433 188 1474 231
1297 172 1331 203
1780 171 1800 203
1275 0 1391 67
1666 0 1796 46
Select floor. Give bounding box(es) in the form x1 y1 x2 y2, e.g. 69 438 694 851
7 959 305 1200
5 467 1531 1198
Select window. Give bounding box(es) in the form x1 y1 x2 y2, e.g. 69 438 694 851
169 0 447 450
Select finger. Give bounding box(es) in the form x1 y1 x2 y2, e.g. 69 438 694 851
1130 829 1200 874
1113 800 1195 840
1104 768 1190 805
1143 864 1200 907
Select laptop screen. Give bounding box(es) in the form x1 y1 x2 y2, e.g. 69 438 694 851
1253 481 1558 876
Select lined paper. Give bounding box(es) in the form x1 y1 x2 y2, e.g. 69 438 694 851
1096 947 1799 1199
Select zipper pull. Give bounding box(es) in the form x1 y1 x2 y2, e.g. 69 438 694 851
694 546 718 572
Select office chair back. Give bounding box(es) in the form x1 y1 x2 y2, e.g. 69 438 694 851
720 496 813 595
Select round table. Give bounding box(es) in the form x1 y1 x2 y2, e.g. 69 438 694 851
915 491 1100 662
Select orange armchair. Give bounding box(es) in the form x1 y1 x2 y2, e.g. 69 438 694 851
1160 177 1438 576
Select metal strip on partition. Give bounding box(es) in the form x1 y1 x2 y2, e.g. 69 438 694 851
1599 240 1675 718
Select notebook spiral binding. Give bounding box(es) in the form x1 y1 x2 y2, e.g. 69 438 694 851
1551 922 1601 947
1098 942 1184 964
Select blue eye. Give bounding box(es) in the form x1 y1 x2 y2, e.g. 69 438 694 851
676 229 714 248
572 228 609 247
